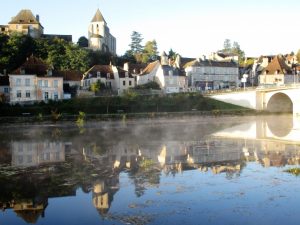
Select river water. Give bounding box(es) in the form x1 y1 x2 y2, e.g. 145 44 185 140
1 115 300 225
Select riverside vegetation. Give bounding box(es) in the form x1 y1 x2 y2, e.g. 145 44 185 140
0 92 250 122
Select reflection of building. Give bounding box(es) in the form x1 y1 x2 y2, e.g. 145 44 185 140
11 141 65 167
92 176 119 216
0 198 48 224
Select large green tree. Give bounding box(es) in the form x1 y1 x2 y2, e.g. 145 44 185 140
142 40 158 63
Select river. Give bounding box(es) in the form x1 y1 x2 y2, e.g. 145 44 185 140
1 115 300 225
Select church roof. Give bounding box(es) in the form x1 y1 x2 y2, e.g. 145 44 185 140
91 9 107 24
9 9 42 27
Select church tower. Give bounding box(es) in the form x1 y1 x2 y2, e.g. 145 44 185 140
88 9 116 55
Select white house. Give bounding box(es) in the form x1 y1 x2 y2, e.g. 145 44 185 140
82 64 135 94
259 55 294 86
136 52 187 93
184 58 239 90
9 56 64 104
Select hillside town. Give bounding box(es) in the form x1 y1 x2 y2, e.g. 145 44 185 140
0 9 299 105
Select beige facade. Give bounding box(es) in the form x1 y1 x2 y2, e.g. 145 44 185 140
9 74 63 104
37 77 63 101
1 9 44 38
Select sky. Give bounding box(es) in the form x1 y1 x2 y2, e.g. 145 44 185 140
1 0 300 58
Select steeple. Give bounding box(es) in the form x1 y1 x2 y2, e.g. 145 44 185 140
91 9 106 24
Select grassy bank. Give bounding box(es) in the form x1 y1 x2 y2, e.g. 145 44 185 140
0 93 252 122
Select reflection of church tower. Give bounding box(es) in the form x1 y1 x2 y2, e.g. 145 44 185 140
92 176 119 216
88 9 116 55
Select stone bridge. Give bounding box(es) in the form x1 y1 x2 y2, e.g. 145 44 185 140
206 85 300 116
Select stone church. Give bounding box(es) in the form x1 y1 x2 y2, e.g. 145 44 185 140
88 9 116 55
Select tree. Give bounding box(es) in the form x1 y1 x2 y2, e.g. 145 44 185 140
142 40 158 63
220 39 245 65
77 36 89 48
129 31 143 55
168 48 177 60
223 39 231 53
90 80 101 93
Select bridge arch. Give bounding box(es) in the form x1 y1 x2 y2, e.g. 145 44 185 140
266 92 293 113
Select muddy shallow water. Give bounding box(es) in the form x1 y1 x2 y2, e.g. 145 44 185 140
0 115 300 225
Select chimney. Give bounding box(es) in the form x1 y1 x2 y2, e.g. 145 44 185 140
123 62 129 72
36 15 40 22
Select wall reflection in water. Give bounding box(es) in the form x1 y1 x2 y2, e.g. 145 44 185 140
1 115 300 223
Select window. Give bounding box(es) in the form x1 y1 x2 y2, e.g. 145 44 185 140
4 87 9 93
123 80 126 86
26 90 30 98
54 92 58 100
97 72 101 78
129 81 132 86
25 78 30 86
44 80 48 87
38 80 42 87
53 80 58 88
16 78 21 86
44 92 49 100
17 90 21 98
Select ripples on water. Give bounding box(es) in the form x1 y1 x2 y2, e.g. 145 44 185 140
1 115 300 225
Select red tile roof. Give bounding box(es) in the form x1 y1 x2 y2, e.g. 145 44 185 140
264 55 292 75
141 61 160 75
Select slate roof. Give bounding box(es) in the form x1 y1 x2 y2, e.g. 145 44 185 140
12 55 60 77
0 75 9 86
12 56 49 76
9 9 43 28
91 9 107 24
264 55 293 75
128 63 147 74
184 59 238 68
117 67 133 78
83 65 114 80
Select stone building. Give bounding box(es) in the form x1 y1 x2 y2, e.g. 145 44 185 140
88 9 116 55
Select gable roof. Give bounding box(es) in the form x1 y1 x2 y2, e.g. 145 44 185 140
264 55 292 75
117 67 133 78
83 65 114 80
12 56 50 76
141 61 160 75
91 9 106 24
9 9 43 27
127 63 147 74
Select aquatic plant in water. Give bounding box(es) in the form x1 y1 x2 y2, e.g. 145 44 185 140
285 168 300 176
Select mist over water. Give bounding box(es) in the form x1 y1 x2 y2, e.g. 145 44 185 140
1 115 300 225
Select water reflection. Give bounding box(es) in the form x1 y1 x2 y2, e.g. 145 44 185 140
1 116 300 224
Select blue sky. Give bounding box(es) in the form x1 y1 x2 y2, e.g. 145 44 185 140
1 0 300 57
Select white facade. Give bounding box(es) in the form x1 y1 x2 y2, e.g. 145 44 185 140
9 74 63 104
88 9 116 55
136 60 187 93
185 60 239 90
9 74 37 104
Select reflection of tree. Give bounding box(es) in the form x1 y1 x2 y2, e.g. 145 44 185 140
128 158 161 197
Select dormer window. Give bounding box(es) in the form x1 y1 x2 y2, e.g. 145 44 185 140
47 69 53 76
107 73 110 79
97 71 101 78
125 72 128 77
20 68 25 75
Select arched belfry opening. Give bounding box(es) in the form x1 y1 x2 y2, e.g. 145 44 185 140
267 93 293 113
